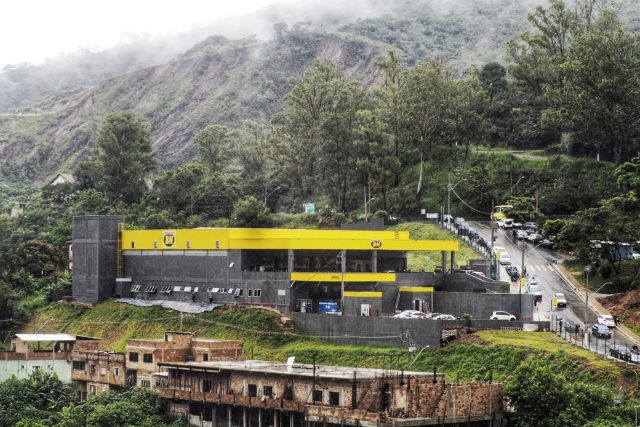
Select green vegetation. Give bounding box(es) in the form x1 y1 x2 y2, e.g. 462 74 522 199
0 372 184 427
26 302 640 425
31 303 632 383
391 222 478 271
477 330 621 373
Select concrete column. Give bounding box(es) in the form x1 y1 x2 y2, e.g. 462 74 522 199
274 411 279 427
289 413 294 427
243 408 247 427
288 249 294 273
212 407 217 427
228 407 232 427
441 251 447 277
372 250 377 273
450 251 455 273
258 409 262 427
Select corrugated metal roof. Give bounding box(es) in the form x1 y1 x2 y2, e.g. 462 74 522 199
14 333 77 342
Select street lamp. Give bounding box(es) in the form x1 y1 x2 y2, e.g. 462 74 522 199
264 185 282 204
447 174 467 230
511 175 525 195
584 280 612 325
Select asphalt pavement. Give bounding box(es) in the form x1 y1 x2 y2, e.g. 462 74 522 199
471 221 638 354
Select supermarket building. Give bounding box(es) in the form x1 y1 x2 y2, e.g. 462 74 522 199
72 216 459 316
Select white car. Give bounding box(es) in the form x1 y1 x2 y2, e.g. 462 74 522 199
500 219 514 229
498 252 512 265
490 311 516 321
597 314 616 328
631 252 640 260
516 230 528 240
432 314 457 320
527 284 542 297
393 310 429 319
554 292 567 307
492 245 506 254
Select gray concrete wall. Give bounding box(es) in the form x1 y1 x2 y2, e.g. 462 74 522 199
442 319 550 331
434 292 534 320
122 251 291 309
343 296 383 317
72 215 124 303
442 273 509 293
292 313 443 348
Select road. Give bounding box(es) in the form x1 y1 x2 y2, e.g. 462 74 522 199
472 221 638 356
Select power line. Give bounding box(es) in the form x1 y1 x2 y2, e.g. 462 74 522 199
450 187 492 215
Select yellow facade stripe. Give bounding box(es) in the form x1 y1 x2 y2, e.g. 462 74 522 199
227 239 458 252
121 229 457 252
399 286 434 293
344 291 382 298
291 272 396 282
226 228 409 241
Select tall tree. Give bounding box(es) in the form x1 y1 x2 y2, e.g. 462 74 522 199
271 60 366 212
353 110 399 212
375 49 406 184
400 59 457 195
193 124 236 174
552 28 640 163
94 111 155 204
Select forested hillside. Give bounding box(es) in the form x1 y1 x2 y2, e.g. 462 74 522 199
1 0 640 341
0 0 546 182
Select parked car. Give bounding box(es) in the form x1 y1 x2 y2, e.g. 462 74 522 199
516 230 528 240
500 219 514 229
554 292 567 307
538 239 555 249
527 283 542 304
512 222 523 229
393 310 429 319
527 233 543 243
523 222 537 232
490 311 516 321
592 324 612 338
498 252 512 265
432 313 457 320
492 245 506 254
597 314 616 328
631 252 640 260
609 345 633 361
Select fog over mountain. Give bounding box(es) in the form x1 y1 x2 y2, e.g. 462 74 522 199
2 0 639 183
0 0 550 112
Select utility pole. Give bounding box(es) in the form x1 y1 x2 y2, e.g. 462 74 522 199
339 250 346 314
447 173 451 231
364 187 368 222
520 237 525 317
521 238 525 285
583 266 591 325
490 200 496 280
447 174 466 231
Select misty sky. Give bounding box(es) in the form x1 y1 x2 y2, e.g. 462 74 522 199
0 0 276 67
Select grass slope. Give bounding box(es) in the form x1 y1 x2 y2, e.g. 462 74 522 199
30 302 634 388
390 222 478 271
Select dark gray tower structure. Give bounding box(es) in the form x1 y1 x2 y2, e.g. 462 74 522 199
72 215 125 303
